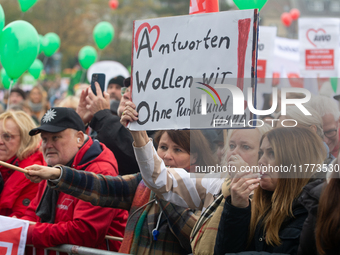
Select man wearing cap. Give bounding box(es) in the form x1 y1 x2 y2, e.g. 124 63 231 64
107 75 125 114
8 87 26 106
107 75 124 102
77 78 140 175
21 107 127 254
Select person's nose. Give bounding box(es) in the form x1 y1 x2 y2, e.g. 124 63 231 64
44 139 53 149
230 146 240 156
323 136 330 145
163 150 174 160
258 154 266 168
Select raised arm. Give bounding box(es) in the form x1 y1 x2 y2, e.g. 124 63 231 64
26 165 142 211
120 101 225 211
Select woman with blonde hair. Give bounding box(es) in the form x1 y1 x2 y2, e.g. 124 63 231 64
0 111 45 217
215 127 327 255
28 85 50 123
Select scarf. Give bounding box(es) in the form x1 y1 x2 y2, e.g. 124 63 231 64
190 178 231 255
0 172 3 194
119 180 153 254
35 157 75 223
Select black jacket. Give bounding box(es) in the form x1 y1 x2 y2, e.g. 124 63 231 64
90 109 140 175
214 192 308 255
297 178 324 255
297 178 340 255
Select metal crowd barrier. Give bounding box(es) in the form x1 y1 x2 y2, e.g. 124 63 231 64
26 244 128 255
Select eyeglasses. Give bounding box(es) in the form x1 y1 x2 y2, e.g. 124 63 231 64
0 133 20 142
324 129 338 139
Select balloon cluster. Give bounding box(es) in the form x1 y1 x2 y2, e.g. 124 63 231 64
281 8 300 27
78 21 115 70
0 3 61 90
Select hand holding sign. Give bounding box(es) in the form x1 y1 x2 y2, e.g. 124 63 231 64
120 101 138 127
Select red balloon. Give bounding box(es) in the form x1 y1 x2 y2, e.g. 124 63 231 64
290 8 300 20
109 0 119 9
281 12 292 27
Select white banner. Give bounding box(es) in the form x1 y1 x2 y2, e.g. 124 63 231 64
256 26 277 110
131 10 258 130
258 26 277 84
273 37 303 88
299 18 340 77
0 216 29 255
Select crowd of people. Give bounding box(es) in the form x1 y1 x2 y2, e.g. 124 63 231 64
0 76 339 255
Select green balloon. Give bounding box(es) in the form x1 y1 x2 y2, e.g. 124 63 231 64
42 32 60 57
330 77 338 93
18 0 39 12
0 4 5 31
0 20 39 79
29 59 43 79
93 22 115 50
233 0 268 10
78 46 97 69
1 68 11 89
38 34 44 54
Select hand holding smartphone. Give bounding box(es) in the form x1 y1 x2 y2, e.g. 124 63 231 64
91 73 106 96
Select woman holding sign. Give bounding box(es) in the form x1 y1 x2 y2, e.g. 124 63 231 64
25 126 215 254
214 127 326 255
120 101 271 255
0 111 45 217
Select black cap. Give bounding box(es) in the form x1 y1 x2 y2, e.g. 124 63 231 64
29 107 85 136
108 75 125 87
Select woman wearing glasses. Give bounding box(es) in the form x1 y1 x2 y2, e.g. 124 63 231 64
0 111 45 217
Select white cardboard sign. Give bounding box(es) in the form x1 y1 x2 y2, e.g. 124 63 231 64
257 26 277 84
299 18 340 77
130 9 258 130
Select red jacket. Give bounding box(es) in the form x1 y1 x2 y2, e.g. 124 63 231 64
0 150 45 217
22 138 128 254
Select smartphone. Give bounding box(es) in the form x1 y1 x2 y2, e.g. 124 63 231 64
91 73 106 96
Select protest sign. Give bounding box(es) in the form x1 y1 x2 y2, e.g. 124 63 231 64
0 216 29 255
256 26 277 109
258 26 277 84
299 18 340 78
273 37 302 88
131 9 258 130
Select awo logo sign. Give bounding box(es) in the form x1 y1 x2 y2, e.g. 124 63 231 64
307 28 331 47
57 198 74 211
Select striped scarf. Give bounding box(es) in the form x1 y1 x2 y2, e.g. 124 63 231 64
119 180 154 254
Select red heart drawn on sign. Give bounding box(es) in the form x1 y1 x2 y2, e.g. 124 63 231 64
134 23 160 52
306 28 327 48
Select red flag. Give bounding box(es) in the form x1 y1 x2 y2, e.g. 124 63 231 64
0 227 23 255
189 0 219 15
0 216 29 255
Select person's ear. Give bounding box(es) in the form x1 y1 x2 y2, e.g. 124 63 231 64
76 131 85 148
191 153 198 165
309 124 317 133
